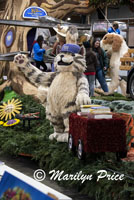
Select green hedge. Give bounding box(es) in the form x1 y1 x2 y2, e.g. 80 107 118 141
0 95 134 200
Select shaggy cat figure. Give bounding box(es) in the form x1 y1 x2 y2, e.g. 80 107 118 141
14 44 90 142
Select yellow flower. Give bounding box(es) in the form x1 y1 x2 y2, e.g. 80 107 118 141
3 119 20 127
0 121 4 125
0 99 22 121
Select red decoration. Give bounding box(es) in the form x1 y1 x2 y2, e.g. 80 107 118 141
69 113 127 153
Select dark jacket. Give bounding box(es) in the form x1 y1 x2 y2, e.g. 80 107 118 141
93 47 109 73
85 48 98 73
100 48 109 69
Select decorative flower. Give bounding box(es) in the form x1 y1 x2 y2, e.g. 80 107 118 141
1 187 32 200
0 99 22 121
0 121 4 125
3 119 20 127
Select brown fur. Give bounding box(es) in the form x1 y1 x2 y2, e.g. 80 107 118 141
112 34 123 52
102 34 123 52
103 34 114 45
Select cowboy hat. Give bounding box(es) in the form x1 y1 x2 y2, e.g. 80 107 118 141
53 24 68 37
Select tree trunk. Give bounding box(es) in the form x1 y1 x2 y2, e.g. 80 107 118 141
0 0 94 98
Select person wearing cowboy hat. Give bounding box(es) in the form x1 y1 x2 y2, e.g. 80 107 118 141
52 24 68 56
50 25 68 71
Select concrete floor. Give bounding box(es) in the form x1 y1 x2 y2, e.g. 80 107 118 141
0 153 92 200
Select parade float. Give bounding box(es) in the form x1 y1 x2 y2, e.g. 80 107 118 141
0 1 134 200
0 42 134 200
0 93 134 199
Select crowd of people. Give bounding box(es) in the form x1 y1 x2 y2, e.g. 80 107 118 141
31 21 121 96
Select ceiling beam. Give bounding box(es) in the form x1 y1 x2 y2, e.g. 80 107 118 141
0 19 90 30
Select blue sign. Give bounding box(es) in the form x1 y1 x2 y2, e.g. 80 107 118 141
5 30 14 47
23 6 47 19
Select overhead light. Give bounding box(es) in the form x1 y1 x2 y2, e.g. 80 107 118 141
67 17 71 21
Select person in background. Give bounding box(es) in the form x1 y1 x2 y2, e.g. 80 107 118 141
83 40 98 97
33 35 47 71
51 25 67 71
108 21 120 34
52 25 67 56
52 34 66 56
92 38 109 92
51 34 65 72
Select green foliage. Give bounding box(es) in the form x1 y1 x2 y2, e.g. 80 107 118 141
2 88 17 102
0 95 134 200
92 92 131 101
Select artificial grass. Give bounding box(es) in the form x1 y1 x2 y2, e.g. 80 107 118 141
92 92 131 101
0 95 134 200
2 87 17 102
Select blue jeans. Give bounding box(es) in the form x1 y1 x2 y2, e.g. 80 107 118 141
51 63 55 72
86 75 95 97
96 68 108 92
